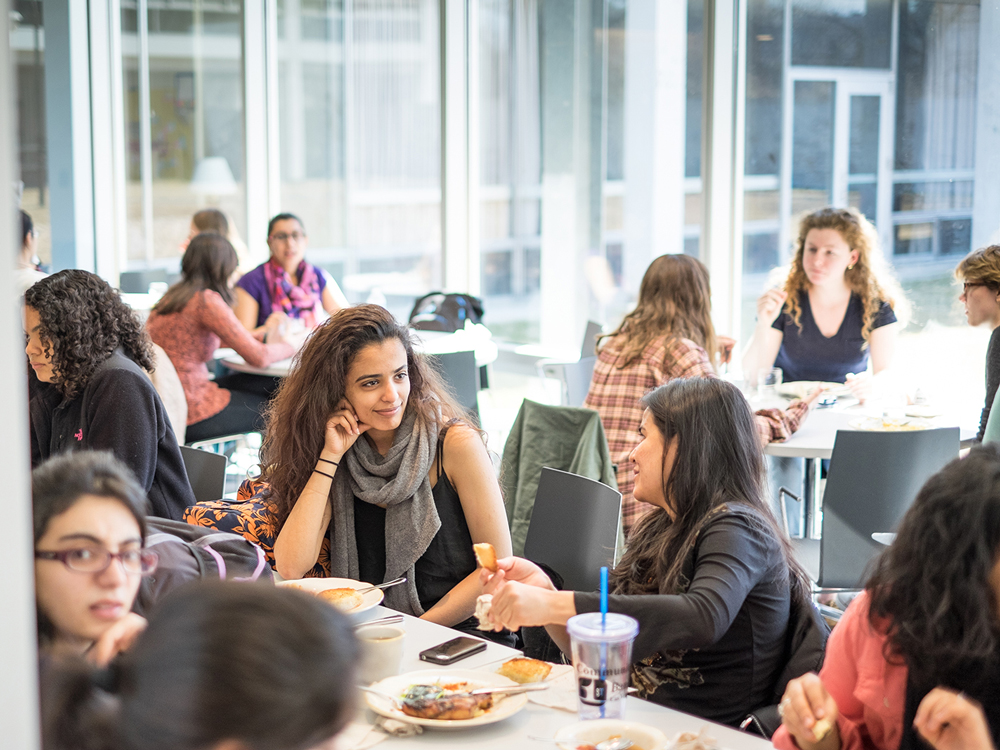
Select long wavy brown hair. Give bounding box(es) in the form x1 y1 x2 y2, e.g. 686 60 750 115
260 304 466 528
25 270 154 399
783 207 906 344
610 378 811 606
597 254 717 369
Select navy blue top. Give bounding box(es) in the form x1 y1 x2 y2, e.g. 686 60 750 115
771 291 897 383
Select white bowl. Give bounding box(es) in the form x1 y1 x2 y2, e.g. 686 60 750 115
554 719 668 750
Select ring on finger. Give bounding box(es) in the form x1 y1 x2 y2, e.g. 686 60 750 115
778 699 790 719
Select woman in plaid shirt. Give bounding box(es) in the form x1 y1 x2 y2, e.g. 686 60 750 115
584 254 817 534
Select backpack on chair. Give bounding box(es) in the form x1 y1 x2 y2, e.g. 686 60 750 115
409 292 484 332
134 517 273 614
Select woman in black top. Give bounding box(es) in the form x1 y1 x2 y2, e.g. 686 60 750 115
25 271 195 520
955 245 1000 441
264 304 512 637
481 377 811 725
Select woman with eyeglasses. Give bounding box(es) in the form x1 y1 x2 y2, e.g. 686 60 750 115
954 245 1000 441
33 451 157 667
234 213 349 336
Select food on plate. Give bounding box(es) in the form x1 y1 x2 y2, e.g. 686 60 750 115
473 542 498 572
674 727 717 750
399 682 494 720
475 594 493 630
316 587 364 612
812 717 833 741
496 657 552 684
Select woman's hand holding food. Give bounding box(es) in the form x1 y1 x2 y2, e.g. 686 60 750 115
914 688 996 750
478 556 563 632
780 673 841 750
322 399 371 459
757 288 789 327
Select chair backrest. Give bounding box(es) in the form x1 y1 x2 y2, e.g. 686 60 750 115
818 427 959 589
427 350 479 420
563 357 597 408
179 445 229 505
523 467 622 592
983 386 1000 445
580 320 602 358
119 268 169 294
147 343 187 444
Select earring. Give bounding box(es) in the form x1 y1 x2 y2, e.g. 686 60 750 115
847 264 855 270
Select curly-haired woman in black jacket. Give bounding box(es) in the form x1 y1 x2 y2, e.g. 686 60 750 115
25 270 195 520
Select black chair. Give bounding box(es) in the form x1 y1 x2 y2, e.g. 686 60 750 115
580 320 602 358
522 467 622 592
119 268 169 294
179 445 229 505
427 350 479 421
793 427 959 591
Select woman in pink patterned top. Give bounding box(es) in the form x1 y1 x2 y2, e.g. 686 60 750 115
584 254 817 534
147 233 301 443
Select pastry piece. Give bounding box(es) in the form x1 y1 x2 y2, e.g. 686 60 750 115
317 587 364 612
474 594 494 630
496 657 552 684
812 717 833 741
473 542 498 572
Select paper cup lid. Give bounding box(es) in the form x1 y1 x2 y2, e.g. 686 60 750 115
566 612 639 643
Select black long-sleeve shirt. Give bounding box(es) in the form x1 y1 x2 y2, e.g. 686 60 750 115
977 326 1000 441
29 350 195 520
575 506 791 726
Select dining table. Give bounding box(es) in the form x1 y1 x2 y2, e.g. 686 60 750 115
337 605 775 750
755 390 978 539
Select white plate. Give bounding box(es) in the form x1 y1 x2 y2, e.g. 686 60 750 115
775 381 851 399
554 719 668 750
847 416 933 432
276 577 383 615
905 404 942 419
365 668 529 729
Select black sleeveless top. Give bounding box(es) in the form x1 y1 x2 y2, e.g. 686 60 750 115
354 441 477 612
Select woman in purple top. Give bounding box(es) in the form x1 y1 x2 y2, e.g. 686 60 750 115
234 213 349 334
743 207 905 400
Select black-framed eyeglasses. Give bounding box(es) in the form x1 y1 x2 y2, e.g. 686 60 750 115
268 231 306 243
35 547 158 575
964 282 987 294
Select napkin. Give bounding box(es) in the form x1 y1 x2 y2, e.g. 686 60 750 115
332 721 386 750
527 664 578 713
373 715 423 737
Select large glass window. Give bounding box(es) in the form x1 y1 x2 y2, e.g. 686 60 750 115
277 0 442 320
121 1 246 268
12 0 48 265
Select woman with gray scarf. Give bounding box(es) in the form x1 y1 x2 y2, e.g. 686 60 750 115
263 305 512 638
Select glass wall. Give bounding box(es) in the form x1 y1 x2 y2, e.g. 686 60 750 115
121 1 246 268
276 0 442 319
11 0 48 265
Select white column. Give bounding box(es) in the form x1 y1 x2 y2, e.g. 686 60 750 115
42 0 96 271
441 0 477 293
622 0 687 292
702 0 746 338
0 5 41 744
973 0 1000 248
245 0 270 253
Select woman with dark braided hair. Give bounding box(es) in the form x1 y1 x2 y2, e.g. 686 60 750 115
25 270 195 520
775 446 1000 750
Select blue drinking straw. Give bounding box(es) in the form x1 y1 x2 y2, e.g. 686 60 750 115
600 566 608 718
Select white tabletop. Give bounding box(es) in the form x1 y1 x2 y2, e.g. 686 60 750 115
346 607 772 750
762 405 977 460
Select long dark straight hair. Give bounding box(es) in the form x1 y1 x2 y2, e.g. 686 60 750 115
610 378 810 603
153 233 239 315
866 445 1000 685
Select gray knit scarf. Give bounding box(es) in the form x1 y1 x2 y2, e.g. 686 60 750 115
328 405 440 615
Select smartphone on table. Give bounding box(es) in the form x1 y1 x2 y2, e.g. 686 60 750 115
418 636 488 665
